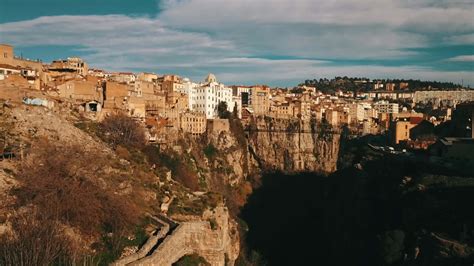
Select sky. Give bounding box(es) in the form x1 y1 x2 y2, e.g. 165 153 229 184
0 0 473 87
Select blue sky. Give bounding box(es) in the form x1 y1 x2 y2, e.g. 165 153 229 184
0 0 473 87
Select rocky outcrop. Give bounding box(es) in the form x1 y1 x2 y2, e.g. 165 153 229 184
247 117 340 174
115 206 239 266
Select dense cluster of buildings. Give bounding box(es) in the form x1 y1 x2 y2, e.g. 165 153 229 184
1 43 473 165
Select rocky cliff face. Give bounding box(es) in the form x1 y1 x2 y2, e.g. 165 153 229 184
177 117 340 195
247 117 340 174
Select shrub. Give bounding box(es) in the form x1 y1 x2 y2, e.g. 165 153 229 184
203 144 217 159
0 213 74 265
143 145 199 190
13 141 138 236
217 101 231 119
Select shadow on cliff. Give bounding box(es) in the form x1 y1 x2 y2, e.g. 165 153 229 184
240 155 474 266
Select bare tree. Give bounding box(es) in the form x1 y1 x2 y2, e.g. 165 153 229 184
99 113 145 148
0 213 73 266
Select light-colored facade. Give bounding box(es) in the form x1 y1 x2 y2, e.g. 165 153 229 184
250 86 271 115
50 57 89 75
180 111 207 135
373 101 399 114
191 74 235 119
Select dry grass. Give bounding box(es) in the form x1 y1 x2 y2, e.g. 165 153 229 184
13 140 139 236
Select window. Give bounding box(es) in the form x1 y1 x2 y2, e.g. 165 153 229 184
3 52 7 58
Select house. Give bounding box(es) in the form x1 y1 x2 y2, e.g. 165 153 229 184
49 57 89 75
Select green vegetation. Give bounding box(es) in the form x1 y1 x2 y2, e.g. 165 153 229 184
203 144 217 159
217 101 231 119
301 76 465 94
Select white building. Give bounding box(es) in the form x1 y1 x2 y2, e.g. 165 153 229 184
191 74 239 119
373 101 399 114
349 102 372 123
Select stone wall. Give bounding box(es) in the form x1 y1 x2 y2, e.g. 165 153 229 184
117 206 239 266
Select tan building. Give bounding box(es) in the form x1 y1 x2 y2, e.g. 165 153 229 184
385 83 396 91
251 86 271 115
134 80 156 97
0 44 43 72
270 101 295 119
180 112 207 135
161 78 184 93
57 79 102 102
399 82 409 90
127 96 146 119
108 72 136 84
391 116 424 144
50 57 89 75
0 63 21 80
137 72 158 82
103 81 130 109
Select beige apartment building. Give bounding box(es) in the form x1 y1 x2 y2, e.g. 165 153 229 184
251 86 271 115
180 111 207 135
57 79 102 103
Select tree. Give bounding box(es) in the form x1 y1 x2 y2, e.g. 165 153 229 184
217 101 231 119
99 113 145 148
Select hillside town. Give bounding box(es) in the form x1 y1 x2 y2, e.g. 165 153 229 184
1 43 473 169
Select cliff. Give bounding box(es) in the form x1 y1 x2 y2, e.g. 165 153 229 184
247 117 340 174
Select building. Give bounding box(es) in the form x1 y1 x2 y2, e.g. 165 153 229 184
137 72 158 82
180 111 207 135
0 44 43 72
399 82 409 90
372 81 384 90
385 83 396 91
57 79 102 103
160 75 184 93
50 57 89 75
192 74 235 119
373 101 399 114
391 116 424 144
414 90 474 105
108 72 136 84
0 64 21 80
250 86 271 115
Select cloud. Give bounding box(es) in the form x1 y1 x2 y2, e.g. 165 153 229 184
0 0 472 86
446 55 474 62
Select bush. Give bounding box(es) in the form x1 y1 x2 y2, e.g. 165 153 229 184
0 213 74 265
217 101 231 119
143 145 199 190
14 141 138 236
99 113 145 148
203 144 217 159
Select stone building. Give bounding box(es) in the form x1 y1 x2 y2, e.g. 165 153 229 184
180 111 207 135
49 57 89 75
250 86 271 115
